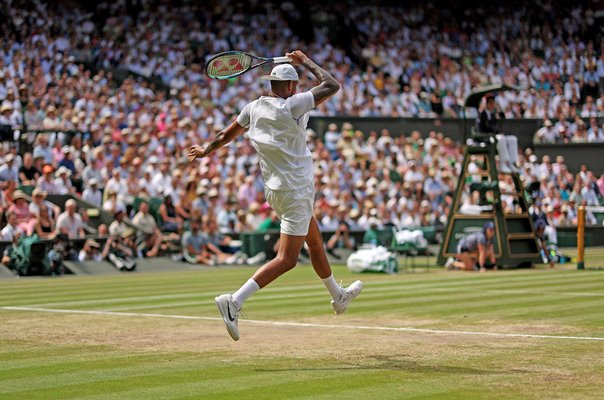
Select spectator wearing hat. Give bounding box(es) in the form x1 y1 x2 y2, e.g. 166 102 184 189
37 165 59 194
534 120 557 144
58 146 77 175
0 153 19 186
56 199 85 239
571 120 589 143
82 179 102 207
29 188 60 220
18 153 40 186
103 189 126 215
7 190 36 235
108 210 128 237
53 166 75 195
78 238 109 262
446 222 497 272
362 219 380 245
0 101 20 133
42 106 61 130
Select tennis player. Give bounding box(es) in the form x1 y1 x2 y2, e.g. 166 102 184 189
189 50 362 341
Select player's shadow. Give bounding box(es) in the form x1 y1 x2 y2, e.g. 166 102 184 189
255 355 526 375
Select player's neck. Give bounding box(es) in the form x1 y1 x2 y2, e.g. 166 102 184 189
268 90 289 99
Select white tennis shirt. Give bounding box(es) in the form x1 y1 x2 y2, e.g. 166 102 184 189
237 91 315 191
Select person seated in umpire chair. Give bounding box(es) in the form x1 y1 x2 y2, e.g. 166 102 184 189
476 94 519 174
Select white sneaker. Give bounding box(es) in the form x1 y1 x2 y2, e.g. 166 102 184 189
331 280 363 314
445 257 455 270
215 294 240 341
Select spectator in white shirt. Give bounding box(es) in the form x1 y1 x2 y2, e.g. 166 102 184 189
53 166 75 195
0 153 19 186
587 119 604 143
82 179 102 207
56 199 85 239
0 211 23 241
534 120 558 143
29 188 60 219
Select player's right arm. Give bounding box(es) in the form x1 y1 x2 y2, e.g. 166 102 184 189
188 120 246 161
287 50 340 106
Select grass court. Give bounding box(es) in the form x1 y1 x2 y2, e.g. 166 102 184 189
1 249 604 399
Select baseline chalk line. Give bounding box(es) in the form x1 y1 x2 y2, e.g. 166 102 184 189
3 306 604 341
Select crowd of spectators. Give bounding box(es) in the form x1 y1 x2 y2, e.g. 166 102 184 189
0 1 604 272
534 116 604 143
0 1 603 133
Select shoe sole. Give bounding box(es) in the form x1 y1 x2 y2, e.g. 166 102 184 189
215 296 240 341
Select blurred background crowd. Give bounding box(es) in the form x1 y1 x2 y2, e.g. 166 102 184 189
0 0 603 268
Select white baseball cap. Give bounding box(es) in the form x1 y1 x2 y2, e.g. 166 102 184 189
261 64 299 81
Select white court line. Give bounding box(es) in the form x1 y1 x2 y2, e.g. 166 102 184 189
3 306 604 342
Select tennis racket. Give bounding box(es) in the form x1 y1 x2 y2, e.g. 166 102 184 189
205 51 291 80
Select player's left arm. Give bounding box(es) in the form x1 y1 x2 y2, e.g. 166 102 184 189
188 120 246 161
488 243 496 264
477 243 487 268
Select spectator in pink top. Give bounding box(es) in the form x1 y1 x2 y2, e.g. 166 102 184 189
7 191 36 235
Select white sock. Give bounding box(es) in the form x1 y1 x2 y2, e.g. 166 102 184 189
232 279 260 310
322 274 343 300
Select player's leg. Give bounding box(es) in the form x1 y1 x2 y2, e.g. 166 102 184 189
214 232 305 341
250 233 306 287
305 216 332 279
454 252 474 270
305 216 363 314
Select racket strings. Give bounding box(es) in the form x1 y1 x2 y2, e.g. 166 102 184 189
207 53 253 78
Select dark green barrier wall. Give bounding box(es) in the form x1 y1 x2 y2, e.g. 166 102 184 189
308 116 546 149
534 143 604 173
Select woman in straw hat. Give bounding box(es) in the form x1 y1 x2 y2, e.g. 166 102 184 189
7 190 36 235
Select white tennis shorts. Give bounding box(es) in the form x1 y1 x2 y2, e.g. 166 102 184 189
265 184 314 237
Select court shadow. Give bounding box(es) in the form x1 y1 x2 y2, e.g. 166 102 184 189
255 355 520 375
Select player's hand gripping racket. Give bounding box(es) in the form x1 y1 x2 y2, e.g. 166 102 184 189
205 51 291 80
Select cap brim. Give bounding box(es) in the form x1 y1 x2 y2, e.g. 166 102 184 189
260 75 292 81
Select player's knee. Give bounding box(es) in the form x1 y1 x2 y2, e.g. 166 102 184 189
276 255 297 271
306 238 323 252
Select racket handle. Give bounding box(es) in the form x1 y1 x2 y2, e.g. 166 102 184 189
272 56 291 63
